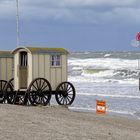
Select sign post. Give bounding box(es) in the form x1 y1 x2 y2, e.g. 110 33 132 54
136 32 140 90
131 32 140 90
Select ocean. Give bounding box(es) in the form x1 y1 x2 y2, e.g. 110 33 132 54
67 51 140 120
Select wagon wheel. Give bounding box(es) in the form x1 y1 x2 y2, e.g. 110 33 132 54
5 78 15 104
55 82 76 105
27 78 52 106
0 80 8 103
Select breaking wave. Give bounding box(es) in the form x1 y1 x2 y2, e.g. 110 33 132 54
68 52 140 120
68 57 139 84
76 92 140 99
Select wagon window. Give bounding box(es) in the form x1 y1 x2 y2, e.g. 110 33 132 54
51 55 61 66
20 52 27 66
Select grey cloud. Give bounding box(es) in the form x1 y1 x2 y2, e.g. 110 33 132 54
0 0 140 25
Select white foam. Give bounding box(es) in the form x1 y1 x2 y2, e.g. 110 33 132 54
81 69 114 78
76 92 140 99
104 54 111 57
68 58 138 70
72 67 82 70
68 76 138 85
107 109 134 116
69 106 96 112
68 57 139 85
69 106 134 116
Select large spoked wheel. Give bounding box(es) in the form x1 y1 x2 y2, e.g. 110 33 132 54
5 78 15 104
55 82 76 105
27 78 52 106
0 80 8 103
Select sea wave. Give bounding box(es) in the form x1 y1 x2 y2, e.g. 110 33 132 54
68 52 140 120
68 57 139 85
68 58 137 70
68 76 137 85
69 106 135 116
104 53 112 57
82 68 139 79
76 92 140 99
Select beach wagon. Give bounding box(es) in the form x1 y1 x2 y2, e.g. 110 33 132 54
0 47 75 106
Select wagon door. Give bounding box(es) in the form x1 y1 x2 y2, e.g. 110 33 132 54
19 52 27 89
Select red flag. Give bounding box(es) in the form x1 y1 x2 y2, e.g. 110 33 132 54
136 32 140 41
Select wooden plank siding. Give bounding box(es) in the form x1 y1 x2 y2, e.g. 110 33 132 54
11 47 68 91
50 68 56 90
61 55 67 82
55 68 62 88
32 54 39 80
44 55 50 82
32 54 67 90
0 58 6 80
32 54 49 80
38 54 45 78
6 58 13 80
0 57 13 81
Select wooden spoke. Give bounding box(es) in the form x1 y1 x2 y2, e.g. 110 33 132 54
32 84 38 91
41 84 48 91
27 78 52 106
0 80 8 103
67 95 72 99
4 78 14 104
35 80 39 89
66 96 71 103
28 91 37 105
55 82 76 105
38 80 41 89
6 79 15 104
40 80 45 90
58 96 63 103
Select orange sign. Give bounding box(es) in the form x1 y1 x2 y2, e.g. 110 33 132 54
96 100 106 114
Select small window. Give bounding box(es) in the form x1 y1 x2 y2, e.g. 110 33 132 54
51 55 61 66
20 52 27 66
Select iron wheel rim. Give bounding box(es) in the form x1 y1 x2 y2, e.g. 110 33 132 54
55 82 75 105
27 78 52 106
5 78 14 104
0 80 8 103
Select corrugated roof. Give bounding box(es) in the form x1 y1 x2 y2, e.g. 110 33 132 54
12 47 69 54
0 51 13 58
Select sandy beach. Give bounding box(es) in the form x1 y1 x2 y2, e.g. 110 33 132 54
0 104 140 140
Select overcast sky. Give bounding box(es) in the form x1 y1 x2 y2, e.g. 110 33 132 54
0 0 140 51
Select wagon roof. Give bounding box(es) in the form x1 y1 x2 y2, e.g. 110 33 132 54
12 47 69 54
27 47 69 54
0 51 13 58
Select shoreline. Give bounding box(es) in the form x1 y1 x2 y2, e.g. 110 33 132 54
0 104 140 140
69 106 140 120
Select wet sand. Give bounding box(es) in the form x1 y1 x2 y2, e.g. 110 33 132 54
0 104 140 140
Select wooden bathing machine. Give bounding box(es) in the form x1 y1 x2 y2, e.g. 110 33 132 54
12 47 68 91
0 51 13 81
0 46 75 105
